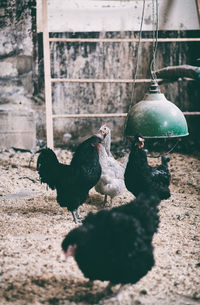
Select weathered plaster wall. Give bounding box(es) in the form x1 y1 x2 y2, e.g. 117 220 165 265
0 0 36 104
0 0 37 149
37 0 200 32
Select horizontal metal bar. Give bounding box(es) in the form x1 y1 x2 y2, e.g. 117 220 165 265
49 38 200 43
183 112 200 115
0 131 34 134
52 113 127 118
51 78 153 83
51 78 194 83
52 112 200 119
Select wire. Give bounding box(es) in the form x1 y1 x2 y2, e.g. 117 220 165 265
150 0 159 81
147 139 179 158
123 0 146 137
130 0 146 107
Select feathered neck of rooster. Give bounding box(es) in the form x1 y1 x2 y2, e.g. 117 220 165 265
130 135 147 161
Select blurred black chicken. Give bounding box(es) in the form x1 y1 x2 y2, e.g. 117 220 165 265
37 133 104 223
62 192 161 284
124 136 171 200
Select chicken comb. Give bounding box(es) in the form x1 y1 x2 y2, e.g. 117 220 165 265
99 124 108 130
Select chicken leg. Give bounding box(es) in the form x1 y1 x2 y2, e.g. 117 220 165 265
71 208 81 224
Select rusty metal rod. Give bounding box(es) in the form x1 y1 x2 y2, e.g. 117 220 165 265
49 38 200 43
183 112 200 115
52 112 200 119
51 78 153 83
51 78 194 83
52 113 127 118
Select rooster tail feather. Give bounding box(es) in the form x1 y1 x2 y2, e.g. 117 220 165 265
37 148 60 189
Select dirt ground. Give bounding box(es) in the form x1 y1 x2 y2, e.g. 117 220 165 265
0 148 200 305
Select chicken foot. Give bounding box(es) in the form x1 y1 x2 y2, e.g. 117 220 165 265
104 283 130 302
104 194 108 204
104 195 112 206
71 208 82 224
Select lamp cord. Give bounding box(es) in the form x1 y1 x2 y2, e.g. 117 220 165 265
123 0 146 138
123 0 159 137
150 0 159 81
147 139 179 158
130 0 146 109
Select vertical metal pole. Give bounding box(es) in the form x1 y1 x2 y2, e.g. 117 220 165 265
42 0 54 149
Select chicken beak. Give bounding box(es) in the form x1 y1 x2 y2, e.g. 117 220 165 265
61 251 67 260
98 124 108 138
95 132 104 141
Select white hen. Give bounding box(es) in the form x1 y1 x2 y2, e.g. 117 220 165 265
95 124 127 205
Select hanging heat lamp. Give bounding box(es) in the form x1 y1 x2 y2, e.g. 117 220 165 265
125 0 189 139
125 80 189 138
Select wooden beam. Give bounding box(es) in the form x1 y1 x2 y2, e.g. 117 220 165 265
156 65 200 80
42 0 54 149
196 0 200 22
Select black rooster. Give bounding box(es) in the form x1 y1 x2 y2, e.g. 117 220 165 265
37 134 103 223
124 136 171 200
62 192 160 284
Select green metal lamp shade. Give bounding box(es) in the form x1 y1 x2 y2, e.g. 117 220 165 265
125 83 189 138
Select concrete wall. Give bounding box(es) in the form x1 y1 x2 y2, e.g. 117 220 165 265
39 30 199 145
35 0 200 147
